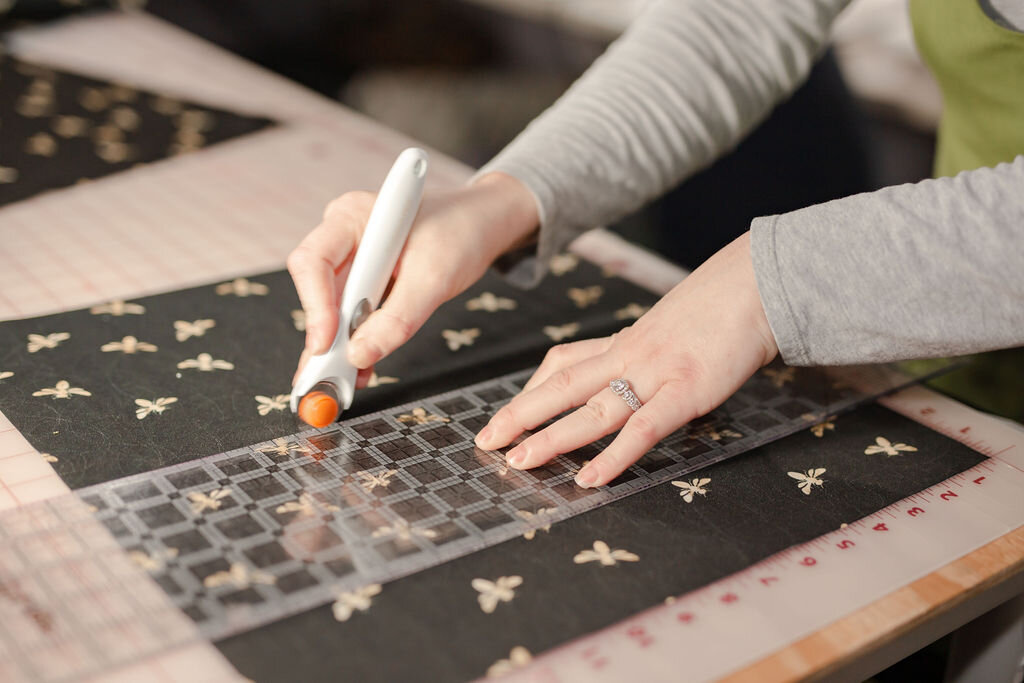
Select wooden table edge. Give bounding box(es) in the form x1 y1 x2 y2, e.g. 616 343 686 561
722 523 1024 682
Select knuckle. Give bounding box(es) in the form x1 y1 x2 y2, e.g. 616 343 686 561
547 368 574 394
627 412 660 444
375 309 417 344
286 245 313 275
581 395 610 425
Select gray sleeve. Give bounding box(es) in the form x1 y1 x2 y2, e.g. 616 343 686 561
477 0 851 287
751 156 1024 365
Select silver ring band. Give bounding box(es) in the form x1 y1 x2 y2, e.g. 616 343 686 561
609 378 642 411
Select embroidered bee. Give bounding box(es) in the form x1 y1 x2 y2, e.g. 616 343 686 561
614 303 650 320
174 319 215 342
102 336 158 354
366 372 399 388
397 407 450 425
90 300 145 316
354 469 398 492
810 418 836 438
487 647 532 678
254 394 290 416
442 328 480 351
472 575 523 614
573 540 639 566
567 286 603 309
466 292 517 312
187 487 232 514
32 380 91 399
671 477 711 503
864 436 918 457
135 397 178 419
543 322 580 342
203 562 275 590
25 132 58 157
128 547 178 572
762 367 796 387
549 253 579 276
332 584 382 622
691 423 742 441
516 508 557 540
258 438 312 457
788 468 827 495
27 332 70 353
371 520 438 542
215 277 268 297
275 493 339 517
177 353 234 372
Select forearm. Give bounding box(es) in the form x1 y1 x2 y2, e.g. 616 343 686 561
752 156 1024 365
478 0 849 285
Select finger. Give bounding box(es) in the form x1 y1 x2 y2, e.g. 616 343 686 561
292 347 312 387
354 366 375 389
475 353 619 450
523 337 611 393
576 383 695 488
346 266 448 369
505 387 632 469
287 197 371 354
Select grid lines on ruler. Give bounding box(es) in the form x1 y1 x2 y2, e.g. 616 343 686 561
73 364 872 641
0 495 201 683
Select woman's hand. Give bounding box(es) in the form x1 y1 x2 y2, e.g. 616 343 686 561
287 172 538 384
474 232 779 488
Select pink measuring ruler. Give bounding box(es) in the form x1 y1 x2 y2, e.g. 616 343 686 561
498 386 1024 682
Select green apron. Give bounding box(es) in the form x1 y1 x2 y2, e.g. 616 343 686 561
905 0 1024 420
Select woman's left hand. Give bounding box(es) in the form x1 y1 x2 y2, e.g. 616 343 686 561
474 232 780 487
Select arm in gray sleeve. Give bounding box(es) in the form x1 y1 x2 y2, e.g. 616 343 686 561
752 156 1024 365
478 0 850 287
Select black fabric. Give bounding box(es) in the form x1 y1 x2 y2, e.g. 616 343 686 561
0 262 659 488
0 53 274 206
214 403 984 682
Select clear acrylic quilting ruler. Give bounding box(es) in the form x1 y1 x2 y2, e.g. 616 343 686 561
45 362 916 644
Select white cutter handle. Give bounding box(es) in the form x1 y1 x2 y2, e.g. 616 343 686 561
290 147 429 413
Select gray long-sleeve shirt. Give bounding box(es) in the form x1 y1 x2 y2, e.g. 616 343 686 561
479 0 1024 365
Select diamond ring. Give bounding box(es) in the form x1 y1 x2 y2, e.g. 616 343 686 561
609 379 642 411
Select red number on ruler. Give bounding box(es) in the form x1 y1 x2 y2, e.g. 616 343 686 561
836 540 855 550
873 523 889 532
759 576 778 587
907 507 925 517
721 593 738 604
582 646 608 670
627 625 654 648
940 490 958 501
974 477 986 485
920 407 936 415
677 612 694 624
960 426 971 434
800 557 817 566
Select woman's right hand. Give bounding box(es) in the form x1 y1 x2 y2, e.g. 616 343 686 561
287 172 539 385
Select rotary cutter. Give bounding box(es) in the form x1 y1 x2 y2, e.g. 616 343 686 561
290 147 429 427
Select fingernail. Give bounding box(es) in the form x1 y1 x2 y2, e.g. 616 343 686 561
575 466 598 489
475 426 493 447
506 445 527 468
348 337 381 368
